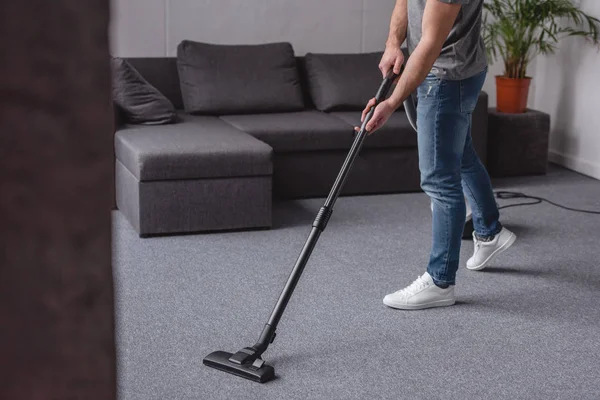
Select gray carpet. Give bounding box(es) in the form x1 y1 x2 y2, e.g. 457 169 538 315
113 165 600 400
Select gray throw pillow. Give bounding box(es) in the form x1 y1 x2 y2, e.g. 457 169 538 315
111 57 177 125
304 52 388 112
176 40 305 115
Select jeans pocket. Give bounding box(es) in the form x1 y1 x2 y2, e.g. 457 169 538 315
419 74 442 102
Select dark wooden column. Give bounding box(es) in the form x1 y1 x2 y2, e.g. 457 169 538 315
0 1 116 399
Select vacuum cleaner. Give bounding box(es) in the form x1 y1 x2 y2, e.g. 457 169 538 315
203 67 473 382
203 70 415 383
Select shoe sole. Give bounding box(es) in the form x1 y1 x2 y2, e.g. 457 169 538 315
383 297 456 310
466 232 517 271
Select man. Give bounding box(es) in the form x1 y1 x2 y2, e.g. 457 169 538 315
359 0 516 310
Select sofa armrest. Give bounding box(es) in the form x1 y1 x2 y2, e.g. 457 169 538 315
113 103 126 131
471 91 489 167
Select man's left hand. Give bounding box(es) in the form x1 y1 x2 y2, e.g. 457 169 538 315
354 98 397 135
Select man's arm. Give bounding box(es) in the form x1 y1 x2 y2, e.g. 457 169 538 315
387 0 408 48
387 0 462 108
379 0 408 77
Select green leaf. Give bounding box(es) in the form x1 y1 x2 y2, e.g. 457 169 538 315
482 0 600 77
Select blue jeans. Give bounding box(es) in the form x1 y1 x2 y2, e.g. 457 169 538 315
416 67 501 286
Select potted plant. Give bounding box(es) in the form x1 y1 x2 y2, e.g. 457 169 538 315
483 0 600 113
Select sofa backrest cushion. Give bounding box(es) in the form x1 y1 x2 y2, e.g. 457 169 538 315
124 57 184 110
295 57 316 109
304 52 385 112
111 57 178 125
122 56 310 113
176 40 305 115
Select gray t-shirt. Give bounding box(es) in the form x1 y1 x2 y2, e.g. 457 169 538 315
407 0 487 80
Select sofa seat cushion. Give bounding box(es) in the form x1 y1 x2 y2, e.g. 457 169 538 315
220 111 362 152
329 111 417 149
115 114 273 181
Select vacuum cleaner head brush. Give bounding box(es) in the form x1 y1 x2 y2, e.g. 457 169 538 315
203 351 275 383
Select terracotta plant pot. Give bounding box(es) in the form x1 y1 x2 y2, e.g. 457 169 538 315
496 76 531 113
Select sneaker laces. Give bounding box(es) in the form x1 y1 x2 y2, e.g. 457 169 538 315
395 276 429 297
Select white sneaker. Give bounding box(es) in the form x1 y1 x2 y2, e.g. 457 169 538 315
466 227 517 271
383 272 456 310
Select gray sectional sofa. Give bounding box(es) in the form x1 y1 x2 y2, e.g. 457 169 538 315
113 43 489 237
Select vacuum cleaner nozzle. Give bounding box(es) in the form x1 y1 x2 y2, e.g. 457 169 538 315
203 351 275 383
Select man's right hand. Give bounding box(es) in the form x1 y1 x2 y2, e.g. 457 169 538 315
379 45 404 79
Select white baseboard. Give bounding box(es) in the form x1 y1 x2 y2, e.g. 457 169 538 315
548 150 600 180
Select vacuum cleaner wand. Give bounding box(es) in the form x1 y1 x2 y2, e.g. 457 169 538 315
203 70 402 383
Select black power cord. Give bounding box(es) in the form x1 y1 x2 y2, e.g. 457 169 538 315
494 191 600 215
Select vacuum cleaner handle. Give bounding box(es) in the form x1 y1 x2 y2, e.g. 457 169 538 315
207 71 409 382
364 68 418 133
263 72 402 334
375 70 399 102
354 70 399 138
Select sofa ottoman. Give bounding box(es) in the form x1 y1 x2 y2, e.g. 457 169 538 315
115 114 273 236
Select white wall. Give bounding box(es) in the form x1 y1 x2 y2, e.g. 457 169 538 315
529 0 600 179
109 0 510 102
109 0 531 103
111 1 600 179
110 0 397 57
